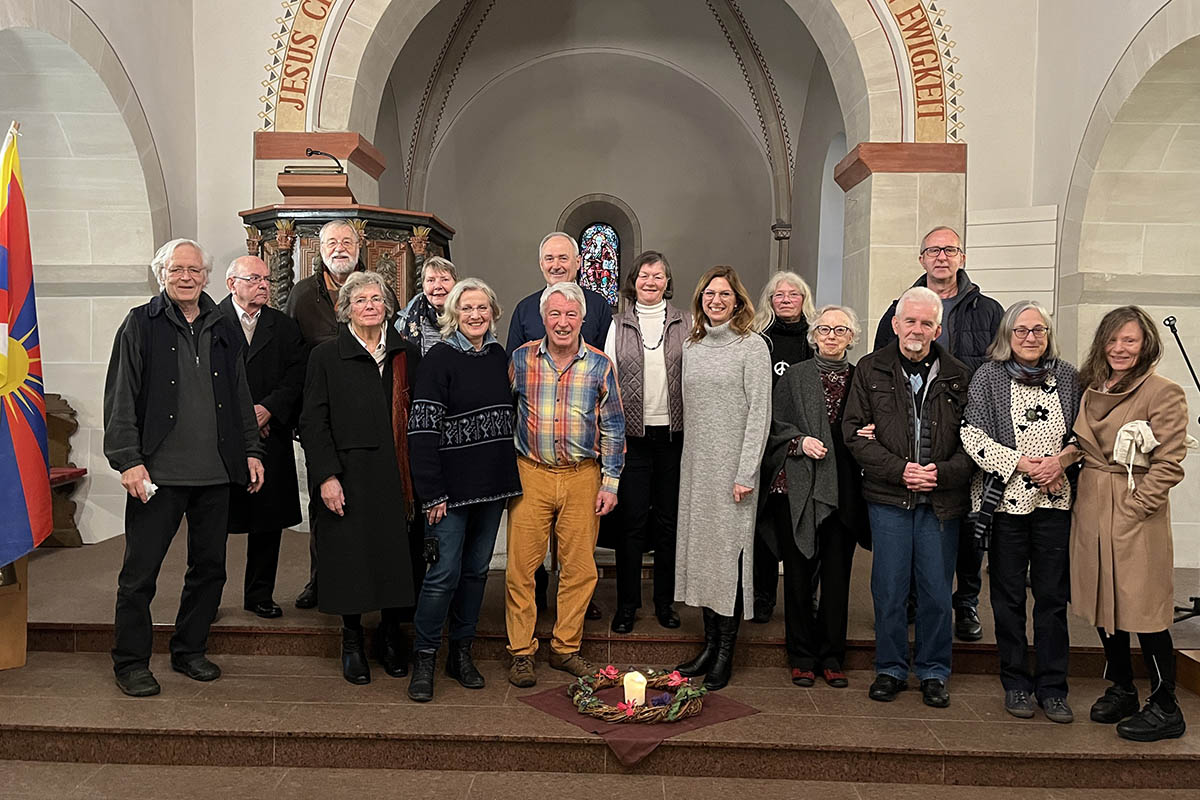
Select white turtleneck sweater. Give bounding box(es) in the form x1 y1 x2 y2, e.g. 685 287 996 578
604 299 671 427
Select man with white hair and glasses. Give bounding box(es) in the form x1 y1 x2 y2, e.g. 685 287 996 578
104 239 265 697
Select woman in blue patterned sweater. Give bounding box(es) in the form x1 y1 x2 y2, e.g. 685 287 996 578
407 277 521 702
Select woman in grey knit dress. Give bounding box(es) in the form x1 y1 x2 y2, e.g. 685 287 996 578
675 266 772 690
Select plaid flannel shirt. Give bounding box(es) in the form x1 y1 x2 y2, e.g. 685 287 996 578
509 337 625 493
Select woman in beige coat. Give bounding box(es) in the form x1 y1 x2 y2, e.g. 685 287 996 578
1070 306 1189 742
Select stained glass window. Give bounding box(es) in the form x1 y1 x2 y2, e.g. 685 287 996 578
578 222 619 307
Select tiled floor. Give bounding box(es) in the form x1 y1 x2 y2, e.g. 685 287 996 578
1 763 1198 800
26 533 1200 650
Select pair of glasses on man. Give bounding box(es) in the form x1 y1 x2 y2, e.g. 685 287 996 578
814 325 852 337
1013 326 1049 339
166 266 205 277
920 245 963 257
231 274 269 285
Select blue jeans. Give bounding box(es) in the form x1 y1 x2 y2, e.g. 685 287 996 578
412 499 505 652
868 502 958 682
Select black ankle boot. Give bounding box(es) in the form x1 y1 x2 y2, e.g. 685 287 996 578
407 649 436 702
446 638 485 689
677 608 718 677
703 613 740 691
374 621 409 678
341 627 371 685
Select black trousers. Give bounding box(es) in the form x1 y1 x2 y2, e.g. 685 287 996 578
1100 627 1177 709
988 509 1070 699
305 494 319 593
243 528 282 606
753 529 781 609
113 484 229 675
614 428 682 611
772 496 856 670
953 520 983 611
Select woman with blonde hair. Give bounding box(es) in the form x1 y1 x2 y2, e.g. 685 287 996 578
675 266 772 690
750 271 816 621
406 278 521 702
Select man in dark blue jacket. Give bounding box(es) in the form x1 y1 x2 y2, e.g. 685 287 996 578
873 226 1003 643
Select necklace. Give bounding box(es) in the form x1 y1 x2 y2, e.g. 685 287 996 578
634 308 667 351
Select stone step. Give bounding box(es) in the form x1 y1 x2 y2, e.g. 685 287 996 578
1 652 1198 789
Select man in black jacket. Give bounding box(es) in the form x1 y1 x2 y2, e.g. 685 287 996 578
221 256 307 619
873 226 1003 642
103 239 265 697
845 287 973 709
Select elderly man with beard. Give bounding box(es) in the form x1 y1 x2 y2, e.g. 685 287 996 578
286 220 396 609
843 287 973 709
220 256 306 619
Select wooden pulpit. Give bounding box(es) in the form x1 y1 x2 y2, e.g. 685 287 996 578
0 557 28 670
244 132 454 310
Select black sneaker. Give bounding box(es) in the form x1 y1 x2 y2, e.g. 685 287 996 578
954 607 983 641
921 678 950 708
1004 689 1035 718
1090 684 1140 723
868 673 908 702
1117 701 1186 742
1039 696 1074 724
170 656 221 682
115 667 161 697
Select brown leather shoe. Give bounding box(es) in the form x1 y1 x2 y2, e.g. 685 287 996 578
548 650 596 677
509 655 537 688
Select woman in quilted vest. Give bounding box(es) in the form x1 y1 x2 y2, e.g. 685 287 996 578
602 251 691 634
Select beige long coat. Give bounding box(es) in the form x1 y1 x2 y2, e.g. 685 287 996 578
1071 370 1188 634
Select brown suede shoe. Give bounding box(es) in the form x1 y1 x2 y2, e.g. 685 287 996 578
548 650 596 677
509 655 537 688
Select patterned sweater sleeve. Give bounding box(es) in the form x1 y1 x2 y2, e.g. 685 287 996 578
408 350 450 509
961 367 1020 480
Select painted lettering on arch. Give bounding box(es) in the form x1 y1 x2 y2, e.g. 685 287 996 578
272 0 336 131
886 0 948 142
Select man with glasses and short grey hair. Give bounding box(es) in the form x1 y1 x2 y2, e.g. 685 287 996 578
872 226 1003 644
220 256 307 620
104 240 265 697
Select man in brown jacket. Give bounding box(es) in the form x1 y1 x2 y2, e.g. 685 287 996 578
843 287 973 709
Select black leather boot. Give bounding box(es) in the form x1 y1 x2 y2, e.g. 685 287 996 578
677 607 718 677
374 620 409 678
446 638 485 689
341 627 371 685
407 649 436 702
703 612 740 691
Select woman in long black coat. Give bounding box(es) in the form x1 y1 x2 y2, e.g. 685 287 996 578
300 270 420 685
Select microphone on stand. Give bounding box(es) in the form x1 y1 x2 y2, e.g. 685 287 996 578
305 148 345 173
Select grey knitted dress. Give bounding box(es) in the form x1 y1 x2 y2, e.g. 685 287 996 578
675 322 772 619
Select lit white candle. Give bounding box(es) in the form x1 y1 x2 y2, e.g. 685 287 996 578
623 670 647 706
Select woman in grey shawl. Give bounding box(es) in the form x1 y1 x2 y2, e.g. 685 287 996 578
960 300 1080 724
759 305 868 689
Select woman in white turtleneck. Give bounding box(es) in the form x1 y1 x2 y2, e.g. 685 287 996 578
602 252 691 635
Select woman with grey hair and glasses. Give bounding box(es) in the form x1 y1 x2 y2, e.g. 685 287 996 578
759 305 868 689
960 300 1080 723
299 270 421 685
397 256 458 354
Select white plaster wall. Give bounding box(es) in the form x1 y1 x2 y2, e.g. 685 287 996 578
422 51 773 336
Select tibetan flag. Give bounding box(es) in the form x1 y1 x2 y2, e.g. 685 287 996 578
0 121 52 567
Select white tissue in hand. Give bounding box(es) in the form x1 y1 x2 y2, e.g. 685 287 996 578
142 479 158 499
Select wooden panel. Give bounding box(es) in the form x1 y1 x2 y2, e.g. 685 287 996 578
253 132 387 179
967 220 1057 248
834 142 967 191
968 205 1058 225
966 244 1057 269
0 556 28 670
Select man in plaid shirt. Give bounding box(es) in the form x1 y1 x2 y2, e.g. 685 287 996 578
505 281 625 687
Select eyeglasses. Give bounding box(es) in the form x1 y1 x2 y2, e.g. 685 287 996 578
772 290 804 300
920 246 963 258
702 290 734 300
322 238 357 251
166 266 205 277
351 295 386 307
814 325 852 337
1012 326 1048 340
231 274 269 285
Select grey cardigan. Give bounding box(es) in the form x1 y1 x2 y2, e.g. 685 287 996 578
758 359 840 559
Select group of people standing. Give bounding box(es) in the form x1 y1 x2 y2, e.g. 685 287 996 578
102 222 1190 743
